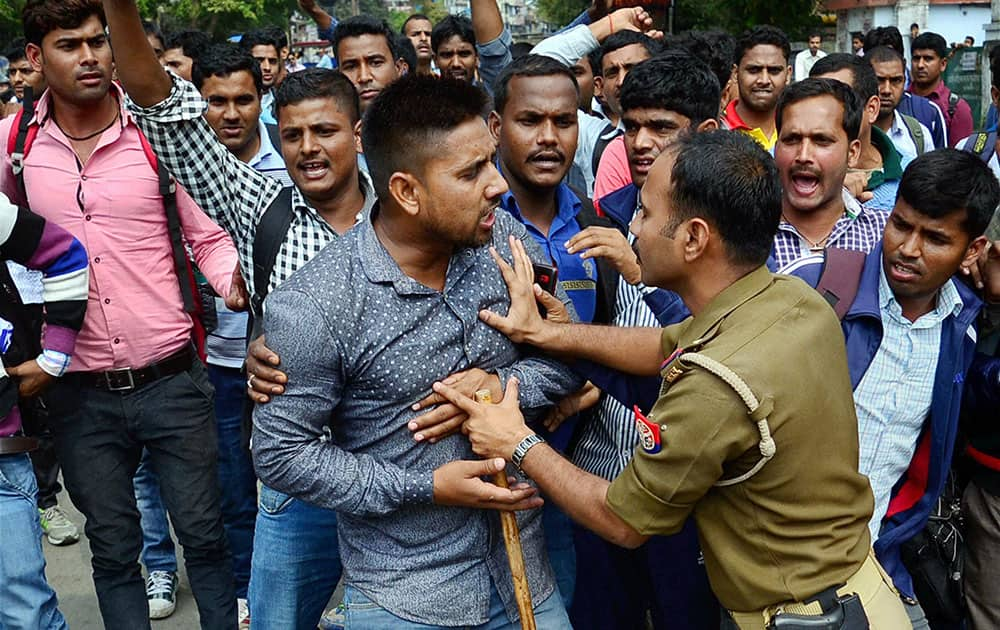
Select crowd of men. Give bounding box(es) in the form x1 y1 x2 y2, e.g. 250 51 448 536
0 0 999 629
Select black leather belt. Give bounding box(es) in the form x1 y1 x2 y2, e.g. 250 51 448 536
0 435 39 455
76 346 194 392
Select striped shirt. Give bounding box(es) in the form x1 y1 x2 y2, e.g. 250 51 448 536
773 189 888 270
853 266 963 539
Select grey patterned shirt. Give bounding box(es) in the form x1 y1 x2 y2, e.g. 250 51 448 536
253 208 583 625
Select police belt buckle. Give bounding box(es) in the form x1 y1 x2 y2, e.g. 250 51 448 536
767 590 869 630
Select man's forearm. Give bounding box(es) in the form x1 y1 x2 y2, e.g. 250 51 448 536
471 0 504 43
531 323 664 376
519 442 646 549
103 0 172 107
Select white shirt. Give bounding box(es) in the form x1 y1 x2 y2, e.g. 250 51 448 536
794 48 827 81
887 111 932 163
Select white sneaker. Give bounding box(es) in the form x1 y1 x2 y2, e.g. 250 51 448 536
146 570 178 619
38 506 80 546
238 597 250 629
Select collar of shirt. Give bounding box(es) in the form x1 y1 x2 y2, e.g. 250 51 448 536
290 172 377 229
34 82 131 141
673 265 773 351
777 187 864 236
877 259 963 327
723 100 777 150
907 80 951 105
865 126 904 190
249 118 281 170
498 183 582 235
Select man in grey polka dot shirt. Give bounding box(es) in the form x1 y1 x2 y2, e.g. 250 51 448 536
252 76 582 628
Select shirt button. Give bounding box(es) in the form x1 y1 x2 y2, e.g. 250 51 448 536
81 175 87 181
104 298 111 304
113 338 120 344
85 215 92 221
94 256 101 263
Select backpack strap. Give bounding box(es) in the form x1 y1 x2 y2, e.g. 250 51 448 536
816 247 866 320
948 92 960 119
961 131 998 164
8 86 37 200
251 186 295 318
900 114 925 156
590 123 619 178
265 122 282 155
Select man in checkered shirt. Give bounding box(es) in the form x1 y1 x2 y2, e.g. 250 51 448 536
772 78 888 270
103 2 376 626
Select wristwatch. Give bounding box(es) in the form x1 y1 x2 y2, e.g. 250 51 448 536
511 434 545 471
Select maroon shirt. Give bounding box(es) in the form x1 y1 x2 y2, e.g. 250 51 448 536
909 80 974 147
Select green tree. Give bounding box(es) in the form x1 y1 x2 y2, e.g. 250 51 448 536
415 1 449 24
137 0 299 38
0 0 27 46
536 0 587 28
674 0 822 40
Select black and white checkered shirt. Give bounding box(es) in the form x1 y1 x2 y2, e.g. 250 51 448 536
125 75 375 297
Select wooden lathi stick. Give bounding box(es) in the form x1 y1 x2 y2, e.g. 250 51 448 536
475 389 536 630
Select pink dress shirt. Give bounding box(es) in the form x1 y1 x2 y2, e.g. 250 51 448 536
593 135 632 208
0 86 237 372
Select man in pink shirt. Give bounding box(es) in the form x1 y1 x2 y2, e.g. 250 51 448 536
908 32 973 147
0 2 241 628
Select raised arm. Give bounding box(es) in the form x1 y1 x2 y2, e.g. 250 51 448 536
102 0 172 107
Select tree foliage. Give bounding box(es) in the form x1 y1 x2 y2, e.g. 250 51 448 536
0 0 26 46
536 0 587 28
136 0 298 38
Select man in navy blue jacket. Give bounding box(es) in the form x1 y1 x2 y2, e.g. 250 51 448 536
784 149 999 628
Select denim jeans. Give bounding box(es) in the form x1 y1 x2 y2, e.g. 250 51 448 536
247 484 341 630
0 452 68 630
542 502 576 608
135 451 178 574
342 581 572 629
207 364 257 598
47 361 236 630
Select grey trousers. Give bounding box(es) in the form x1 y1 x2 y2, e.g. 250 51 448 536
964 479 1000 630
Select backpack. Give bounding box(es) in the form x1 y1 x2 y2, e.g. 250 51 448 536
900 114 926 157
960 131 998 164
590 123 620 178
5 87 211 360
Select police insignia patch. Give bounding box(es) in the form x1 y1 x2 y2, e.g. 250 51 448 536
633 405 661 454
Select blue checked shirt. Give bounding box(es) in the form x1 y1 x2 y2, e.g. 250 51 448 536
772 190 888 269
853 266 963 540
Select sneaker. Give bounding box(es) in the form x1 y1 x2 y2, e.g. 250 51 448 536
146 571 179 620
318 604 345 630
238 598 250 630
38 506 80 546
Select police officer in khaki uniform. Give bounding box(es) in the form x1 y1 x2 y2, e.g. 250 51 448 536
432 131 911 629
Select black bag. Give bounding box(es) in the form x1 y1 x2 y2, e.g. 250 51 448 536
900 471 966 625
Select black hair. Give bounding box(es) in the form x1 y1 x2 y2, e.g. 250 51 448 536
865 45 904 67
142 20 164 49
596 30 660 74
239 29 281 56
586 47 602 77
851 31 864 41
492 54 578 115
898 149 1000 238
671 30 736 99
262 25 288 51
401 13 431 35
862 26 903 55
3 37 26 63
166 29 212 61
331 16 400 62
966 36 975 45
396 34 417 72
912 32 948 59
510 42 534 60
663 130 781 267
620 51 719 125
431 15 475 54
808 31 822 40
362 74 488 200
23 0 105 47
734 25 791 66
273 68 360 124
910 23 919 31
810 52 878 102
776 78 863 143
192 42 263 94
991 45 1000 89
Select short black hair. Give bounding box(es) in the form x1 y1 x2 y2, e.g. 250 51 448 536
620 51 720 125
910 23 919 30
808 31 822 40
865 45 904 67
431 15 475 54
663 130 781 267
898 149 1000 238
239 29 281 56
851 31 864 41
810 53 878 102
331 16 400 62
3 38 26 63
22 0 105 47
776 77 863 143
401 13 431 35
863 26 903 55
273 68 360 125
192 42 263 94
262 25 288 51
492 54 578 115
966 36 975 45
396 34 417 72
362 74 488 200
735 25 791 66
671 30 736 98
912 32 948 58
166 29 212 60
142 20 163 49
510 41 534 60
595 30 660 74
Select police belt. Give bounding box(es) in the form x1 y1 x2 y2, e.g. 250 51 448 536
728 551 888 629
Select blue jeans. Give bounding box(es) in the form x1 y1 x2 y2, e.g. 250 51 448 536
247 484 341 629
206 364 257 598
0 452 68 630
542 502 576 608
135 451 177 574
342 581 572 629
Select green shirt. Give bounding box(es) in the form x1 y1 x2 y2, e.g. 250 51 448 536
607 267 873 612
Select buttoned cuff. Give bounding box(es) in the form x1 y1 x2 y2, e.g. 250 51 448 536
36 350 71 378
125 72 206 122
403 469 434 505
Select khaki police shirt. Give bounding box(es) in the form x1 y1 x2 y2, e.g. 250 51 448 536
607 266 874 612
